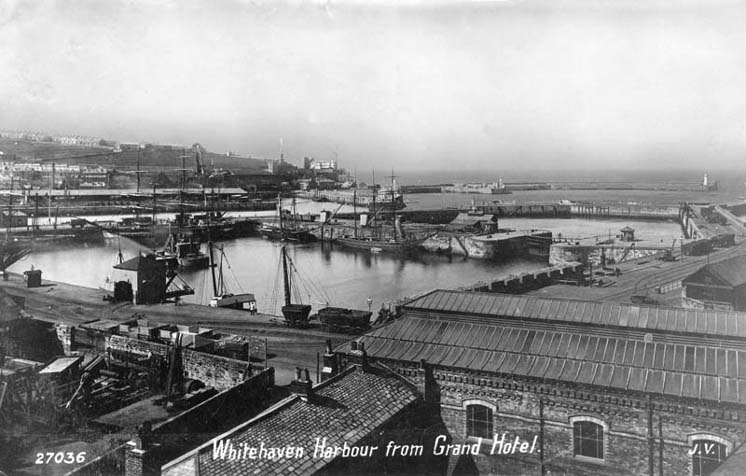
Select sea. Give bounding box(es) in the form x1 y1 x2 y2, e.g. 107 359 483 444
8 168 742 315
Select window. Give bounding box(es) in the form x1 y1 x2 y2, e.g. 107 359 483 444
466 403 493 439
572 419 605 460
691 438 728 476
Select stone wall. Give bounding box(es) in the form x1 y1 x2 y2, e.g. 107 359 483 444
549 244 667 267
71 327 249 391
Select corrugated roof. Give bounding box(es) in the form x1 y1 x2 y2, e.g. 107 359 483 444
402 290 746 338
356 314 746 404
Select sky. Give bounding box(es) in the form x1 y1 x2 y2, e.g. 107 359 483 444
2 0 746 173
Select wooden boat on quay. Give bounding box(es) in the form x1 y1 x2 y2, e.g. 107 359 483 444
278 244 312 327
207 241 256 312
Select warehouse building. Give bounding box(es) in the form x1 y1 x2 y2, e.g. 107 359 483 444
331 290 746 476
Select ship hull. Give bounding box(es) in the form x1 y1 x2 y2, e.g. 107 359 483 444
259 225 317 243
335 236 421 253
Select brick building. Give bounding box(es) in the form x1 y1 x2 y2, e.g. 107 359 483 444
331 290 746 476
682 255 746 311
160 362 442 476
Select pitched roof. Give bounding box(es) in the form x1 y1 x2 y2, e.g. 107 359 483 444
164 365 419 476
684 255 746 288
401 289 746 338
711 442 746 476
0 287 22 322
346 290 746 405
113 253 164 272
356 313 746 405
39 356 83 374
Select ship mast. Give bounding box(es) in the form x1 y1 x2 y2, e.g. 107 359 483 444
6 172 13 238
208 240 218 297
388 169 397 241
281 244 291 307
277 192 284 238
371 169 377 239
353 187 357 238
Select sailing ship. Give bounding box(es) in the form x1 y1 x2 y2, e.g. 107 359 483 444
279 244 312 327
162 233 209 269
336 171 423 253
207 241 256 311
259 195 317 243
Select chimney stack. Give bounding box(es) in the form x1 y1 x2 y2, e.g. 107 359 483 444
321 338 339 381
289 367 313 397
349 340 369 370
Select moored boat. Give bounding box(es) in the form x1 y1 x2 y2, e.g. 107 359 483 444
279 244 312 327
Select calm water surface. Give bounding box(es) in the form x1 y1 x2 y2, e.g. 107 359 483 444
8 192 684 315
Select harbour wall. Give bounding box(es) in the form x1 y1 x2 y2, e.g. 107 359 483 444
421 231 552 260
549 243 672 267
572 203 679 220
456 261 584 293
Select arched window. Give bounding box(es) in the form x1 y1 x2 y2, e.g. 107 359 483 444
464 401 494 439
689 435 731 476
570 417 606 461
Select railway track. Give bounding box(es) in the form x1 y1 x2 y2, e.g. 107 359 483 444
602 243 746 301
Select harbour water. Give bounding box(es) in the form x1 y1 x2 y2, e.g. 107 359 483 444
9 213 683 316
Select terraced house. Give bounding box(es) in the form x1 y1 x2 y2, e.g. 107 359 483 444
331 290 746 476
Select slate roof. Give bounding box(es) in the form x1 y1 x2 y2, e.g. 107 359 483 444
711 442 746 476
350 290 746 405
683 255 746 288
402 289 746 338
0 287 22 322
163 365 419 476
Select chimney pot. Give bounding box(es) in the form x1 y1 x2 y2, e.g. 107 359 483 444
351 341 358 351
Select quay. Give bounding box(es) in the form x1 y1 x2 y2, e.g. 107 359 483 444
0 272 348 385
571 202 679 220
0 221 104 244
0 187 276 217
421 230 551 260
457 261 584 293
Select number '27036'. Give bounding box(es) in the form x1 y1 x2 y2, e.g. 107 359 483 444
35 452 87 464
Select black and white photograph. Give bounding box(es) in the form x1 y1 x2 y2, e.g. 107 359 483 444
2 1 746 475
